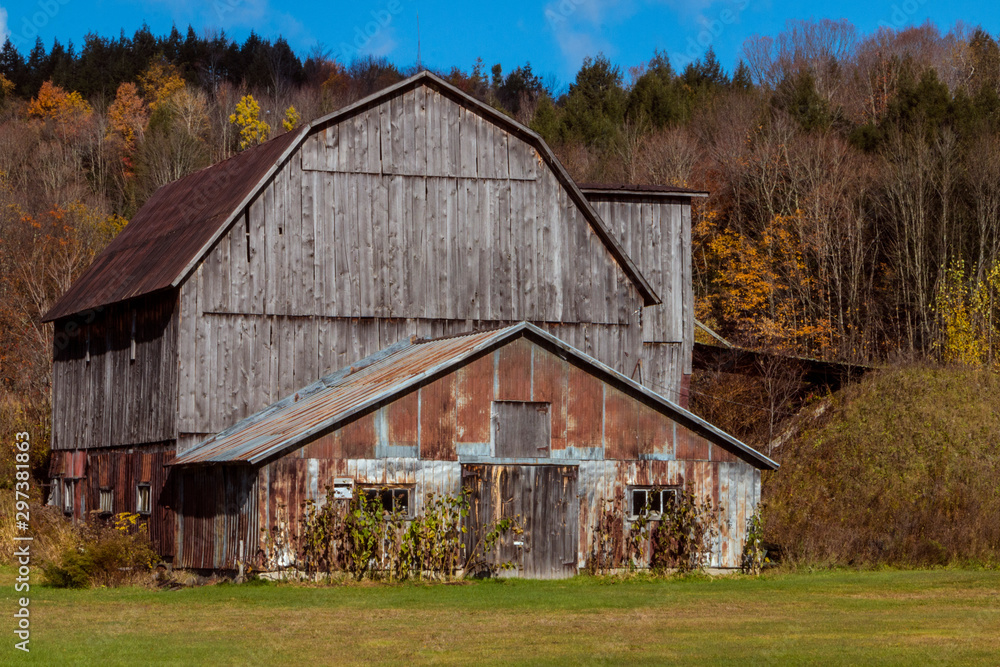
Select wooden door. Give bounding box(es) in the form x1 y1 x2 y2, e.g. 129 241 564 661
463 464 579 579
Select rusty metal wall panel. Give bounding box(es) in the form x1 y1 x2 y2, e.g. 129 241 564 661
419 372 457 460
340 412 377 458
386 390 420 447
71 449 177 559
174 466 257 570
530 345 569 450
603 385 638 460
496 338 532 400
566 363 603 451
455 354 493 444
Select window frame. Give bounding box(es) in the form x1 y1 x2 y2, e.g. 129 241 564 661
361 485 414 519
62 479 75 515
99 487 114 515
628 486 679 520
136 483 151 515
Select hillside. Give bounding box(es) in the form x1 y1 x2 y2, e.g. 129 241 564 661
763 366 1000 566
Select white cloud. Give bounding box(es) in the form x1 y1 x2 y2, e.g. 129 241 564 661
543 0 625 76
361 26 397 58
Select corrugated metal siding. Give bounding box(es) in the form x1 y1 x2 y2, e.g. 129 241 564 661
48 449 176 558
173 466 258 570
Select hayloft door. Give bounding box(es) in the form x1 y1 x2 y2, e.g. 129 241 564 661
462 464 579 579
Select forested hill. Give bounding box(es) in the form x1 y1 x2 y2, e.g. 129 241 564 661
3 19 1000 452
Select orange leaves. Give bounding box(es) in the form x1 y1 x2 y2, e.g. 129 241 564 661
107 82 148 148
25 81 93 139
107 82 149 178
704 209 835 356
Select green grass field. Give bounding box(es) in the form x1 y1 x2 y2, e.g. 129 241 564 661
4 568 999 665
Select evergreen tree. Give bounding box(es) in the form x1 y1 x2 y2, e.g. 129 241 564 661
561 54 626 146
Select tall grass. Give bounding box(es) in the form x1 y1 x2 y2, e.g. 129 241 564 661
764 365 1000 567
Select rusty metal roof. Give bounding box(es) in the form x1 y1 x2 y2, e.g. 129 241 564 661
579 183 709 197
44 72 671 323
42 129 305 322
169 322 777 470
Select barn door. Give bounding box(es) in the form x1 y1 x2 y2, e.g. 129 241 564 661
463 464 579 579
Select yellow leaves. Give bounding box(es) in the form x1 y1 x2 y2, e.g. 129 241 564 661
229 95 271 150
0 74 13 100
138 61 185 112
26 81 92 133
933 259 1000 367
282 105 300 132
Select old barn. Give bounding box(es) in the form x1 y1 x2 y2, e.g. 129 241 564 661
42 71 775 577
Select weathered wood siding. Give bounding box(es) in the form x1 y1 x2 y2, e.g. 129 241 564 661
589 196 694 401
51 292 179 450
176 87 646 444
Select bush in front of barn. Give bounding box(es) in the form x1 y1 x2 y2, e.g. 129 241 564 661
39 508 158 588
290 488 522 581
763 365 1000 568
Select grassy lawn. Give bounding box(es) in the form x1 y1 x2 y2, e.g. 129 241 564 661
3 568 999 665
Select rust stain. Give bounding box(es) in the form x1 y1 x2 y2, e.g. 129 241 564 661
603 385 638 460
455 354 493 443
341 412 376 458
419 373 457 460
530 346 569 450
496 337 532 400
566 364 602 450
386 390 420 447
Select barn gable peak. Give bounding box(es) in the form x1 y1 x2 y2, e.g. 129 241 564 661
43 71 662 323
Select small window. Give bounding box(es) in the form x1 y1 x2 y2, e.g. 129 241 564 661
62 479 74 514
136 484 151 514
99 488 113 515
49 478 61 508
362 487 412 518
629 487 677 519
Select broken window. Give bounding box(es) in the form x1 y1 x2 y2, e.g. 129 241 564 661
136 484 151 515
629 487 678 519
362 486 412 517
62 479 74 514
99 488 113 515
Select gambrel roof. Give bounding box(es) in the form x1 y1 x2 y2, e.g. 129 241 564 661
169 322 777 470
43 71 696 323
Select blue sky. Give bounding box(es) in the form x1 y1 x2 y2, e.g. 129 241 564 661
1 0 998 90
